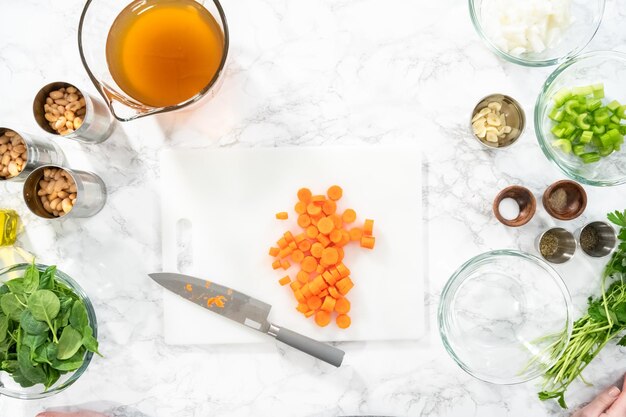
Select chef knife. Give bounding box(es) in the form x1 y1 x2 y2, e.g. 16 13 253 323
149 272 345 367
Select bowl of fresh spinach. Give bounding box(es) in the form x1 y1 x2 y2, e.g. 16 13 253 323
0 262 99 399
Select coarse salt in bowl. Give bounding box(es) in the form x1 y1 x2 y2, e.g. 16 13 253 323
469 0 605 66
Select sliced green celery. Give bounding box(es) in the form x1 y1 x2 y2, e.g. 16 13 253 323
580 131 593 144
611 115 621 124
600 133 615 148
606 129 622 144
553 139 572 153
573 145 587 156
585 98 602 112
608 123 620 131
594 108 611 125
576 113 591 130
572 85 593 96
592 83 605 99
564 99 581 117
580 152 601 164
549 107 565 122
592 136 603 148
551 125 566 138
620 126 626 135
592 125 606 135
607 100 622 112
562 122 577 138
599 147 613 157
552 87 572 107
618 105 626 119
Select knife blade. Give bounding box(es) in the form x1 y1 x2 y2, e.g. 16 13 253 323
149 272 345 367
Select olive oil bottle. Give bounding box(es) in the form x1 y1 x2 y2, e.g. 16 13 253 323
0 209 19 246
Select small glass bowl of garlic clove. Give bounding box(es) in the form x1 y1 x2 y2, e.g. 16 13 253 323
33 82 114 144
470 94 525 149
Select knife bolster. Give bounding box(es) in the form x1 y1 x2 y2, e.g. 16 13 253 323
268 323 280 337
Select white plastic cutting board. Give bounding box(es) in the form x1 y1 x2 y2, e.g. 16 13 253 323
160 147 423 344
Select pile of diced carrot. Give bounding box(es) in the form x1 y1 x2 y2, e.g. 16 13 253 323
269 185 375 329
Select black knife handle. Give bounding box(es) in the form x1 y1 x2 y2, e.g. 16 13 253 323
270 324 345 367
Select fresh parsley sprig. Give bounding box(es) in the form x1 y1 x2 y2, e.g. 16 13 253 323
538 209 626 409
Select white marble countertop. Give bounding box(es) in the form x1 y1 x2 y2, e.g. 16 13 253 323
1 0 626 416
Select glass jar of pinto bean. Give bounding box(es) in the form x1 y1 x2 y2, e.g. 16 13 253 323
33 82 115 144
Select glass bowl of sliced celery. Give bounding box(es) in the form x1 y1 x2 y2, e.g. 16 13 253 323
535 51 626 186
469 0 605 67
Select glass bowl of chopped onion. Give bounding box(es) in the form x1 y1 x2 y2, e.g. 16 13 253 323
438 250 573 384
535 51 626 186
469 0 605 67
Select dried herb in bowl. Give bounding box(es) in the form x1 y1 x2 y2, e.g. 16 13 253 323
0 262 100 389
537 209 626 408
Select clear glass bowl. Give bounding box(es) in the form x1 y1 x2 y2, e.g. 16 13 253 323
535 51 626 186
469 0 605 67
0 263 97 399
438 250 573 384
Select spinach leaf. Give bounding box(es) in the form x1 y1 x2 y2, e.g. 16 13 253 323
81 325 101 356
70 301 89 330
11 367 36 388
44 366 60 389
38 266 56 290
0 314 7 343
22 333 48 351
28 290 60 332
1 359 18 373
1 293 26 320
57 327 83 360
50 347 84 372
0 284 9 295
23 264 40 293
33 343 52 366
17 345 46 385
19 310 48 335
6 279 26 295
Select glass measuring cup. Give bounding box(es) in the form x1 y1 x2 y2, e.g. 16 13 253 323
78 0 229 122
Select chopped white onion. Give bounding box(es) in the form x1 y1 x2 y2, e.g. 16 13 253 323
481 0 573 56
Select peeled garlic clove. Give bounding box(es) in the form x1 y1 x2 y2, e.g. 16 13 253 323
488 101 502 112
473 121 487 138
472 108 491 123
486 113 502 126
503 126 512 134
486 132 499 143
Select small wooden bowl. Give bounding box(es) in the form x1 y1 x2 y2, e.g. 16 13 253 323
543 180 587 221
493 186 536 227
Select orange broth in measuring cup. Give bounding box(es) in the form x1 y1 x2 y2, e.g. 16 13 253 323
106 0 225 108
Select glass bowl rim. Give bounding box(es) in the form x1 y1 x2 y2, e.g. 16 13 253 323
0 263 97 400
534 50 626 187
468 0 606 67
438 249 573 385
